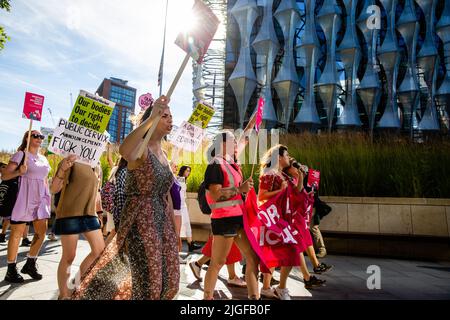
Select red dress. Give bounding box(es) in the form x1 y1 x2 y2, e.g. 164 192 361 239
201 236 242 264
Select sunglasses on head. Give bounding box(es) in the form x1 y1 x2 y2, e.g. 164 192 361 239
31 133 45 140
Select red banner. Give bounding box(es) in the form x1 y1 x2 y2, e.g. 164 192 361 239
244 183 315 269
174 0 220 64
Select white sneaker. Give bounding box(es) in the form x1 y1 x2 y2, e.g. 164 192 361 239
275 287 291 300
260 287 278 299
227 277 247 288
189 261 202 281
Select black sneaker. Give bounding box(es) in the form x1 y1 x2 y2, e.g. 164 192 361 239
4 263 24 283
187 242 202 252
21 258 43 280
0 233 6 243
313 263 333 274
258 273 280 286
21 238 32 247
304 275 326 289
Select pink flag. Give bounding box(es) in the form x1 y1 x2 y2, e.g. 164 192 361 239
22 92 44 121
174 0 220 64
255 97 264 133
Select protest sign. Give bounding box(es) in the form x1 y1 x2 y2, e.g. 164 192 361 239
69 90 115 133
40 127 54 149
307 169 320 190
137 0 219 159
23 92 44 121
169 121 204 153
174 0 220 64
187 102 215 129
48 118 110 167
138 93 154 111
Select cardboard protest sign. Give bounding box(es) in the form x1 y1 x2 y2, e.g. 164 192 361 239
174 0 220 64
169 121 204 153
40 127 54 149
187 102 215 129
307 169 320 190
48 118 110 167
69 90 115 133
23 92 44 121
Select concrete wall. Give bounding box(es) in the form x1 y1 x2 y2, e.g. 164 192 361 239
186 193 450 241
319 197 450 238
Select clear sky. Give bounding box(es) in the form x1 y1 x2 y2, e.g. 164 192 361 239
0 0 198 151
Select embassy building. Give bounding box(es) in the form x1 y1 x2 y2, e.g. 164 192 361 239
193 0 450 139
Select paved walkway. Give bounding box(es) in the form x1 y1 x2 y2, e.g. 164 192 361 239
1 237 449 300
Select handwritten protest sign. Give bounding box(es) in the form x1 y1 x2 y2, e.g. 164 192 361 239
188 102 215 129
307 169 320 190
174 0 220 64
23 92 44 121
48 118 110 167
169 121 204 153
69 90 115 133
40 127 54 149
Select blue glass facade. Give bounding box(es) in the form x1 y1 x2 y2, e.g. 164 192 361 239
96 78 136 143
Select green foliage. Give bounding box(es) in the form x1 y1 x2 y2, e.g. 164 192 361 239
182 133 450 198
0 0 11 51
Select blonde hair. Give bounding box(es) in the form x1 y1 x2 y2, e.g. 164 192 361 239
259 144 288 175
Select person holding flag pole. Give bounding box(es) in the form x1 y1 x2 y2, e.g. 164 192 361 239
202 120 261 300
72 0 221 300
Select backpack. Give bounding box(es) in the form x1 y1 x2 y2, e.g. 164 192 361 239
197 181 211 215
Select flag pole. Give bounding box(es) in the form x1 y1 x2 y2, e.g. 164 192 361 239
158 0 169 96
136 52 191 159
25 119 33 162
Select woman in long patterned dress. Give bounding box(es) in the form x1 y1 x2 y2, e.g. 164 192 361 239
72 95 179 300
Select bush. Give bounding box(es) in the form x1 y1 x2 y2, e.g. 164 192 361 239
181 133 450 198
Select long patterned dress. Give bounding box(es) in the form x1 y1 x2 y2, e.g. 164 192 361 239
72 152 179 300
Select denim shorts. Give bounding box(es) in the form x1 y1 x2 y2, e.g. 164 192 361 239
211 215 243 237
54 216 101 235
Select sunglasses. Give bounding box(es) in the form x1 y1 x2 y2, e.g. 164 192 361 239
31 134 45 140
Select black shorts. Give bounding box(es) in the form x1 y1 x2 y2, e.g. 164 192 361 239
10 221 32 225
54 216 101 235
211 215 244 237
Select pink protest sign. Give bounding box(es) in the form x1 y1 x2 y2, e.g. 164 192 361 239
255 97 264 133
307 169 321 190
22 92 44 121
174 0 220 64
138 93 154 111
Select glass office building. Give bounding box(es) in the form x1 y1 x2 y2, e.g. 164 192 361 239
96 77 137 143
195 0 450 139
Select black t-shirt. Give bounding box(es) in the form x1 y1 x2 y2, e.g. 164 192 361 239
204 164 224 190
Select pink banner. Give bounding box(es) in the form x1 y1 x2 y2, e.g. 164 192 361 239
244 183 315 269
22 92 44 121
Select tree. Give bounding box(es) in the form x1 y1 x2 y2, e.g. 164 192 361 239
0 0 11 52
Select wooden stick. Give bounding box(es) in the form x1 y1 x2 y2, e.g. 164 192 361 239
25 119 33 162
136 53 191 159
250 133 259 178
